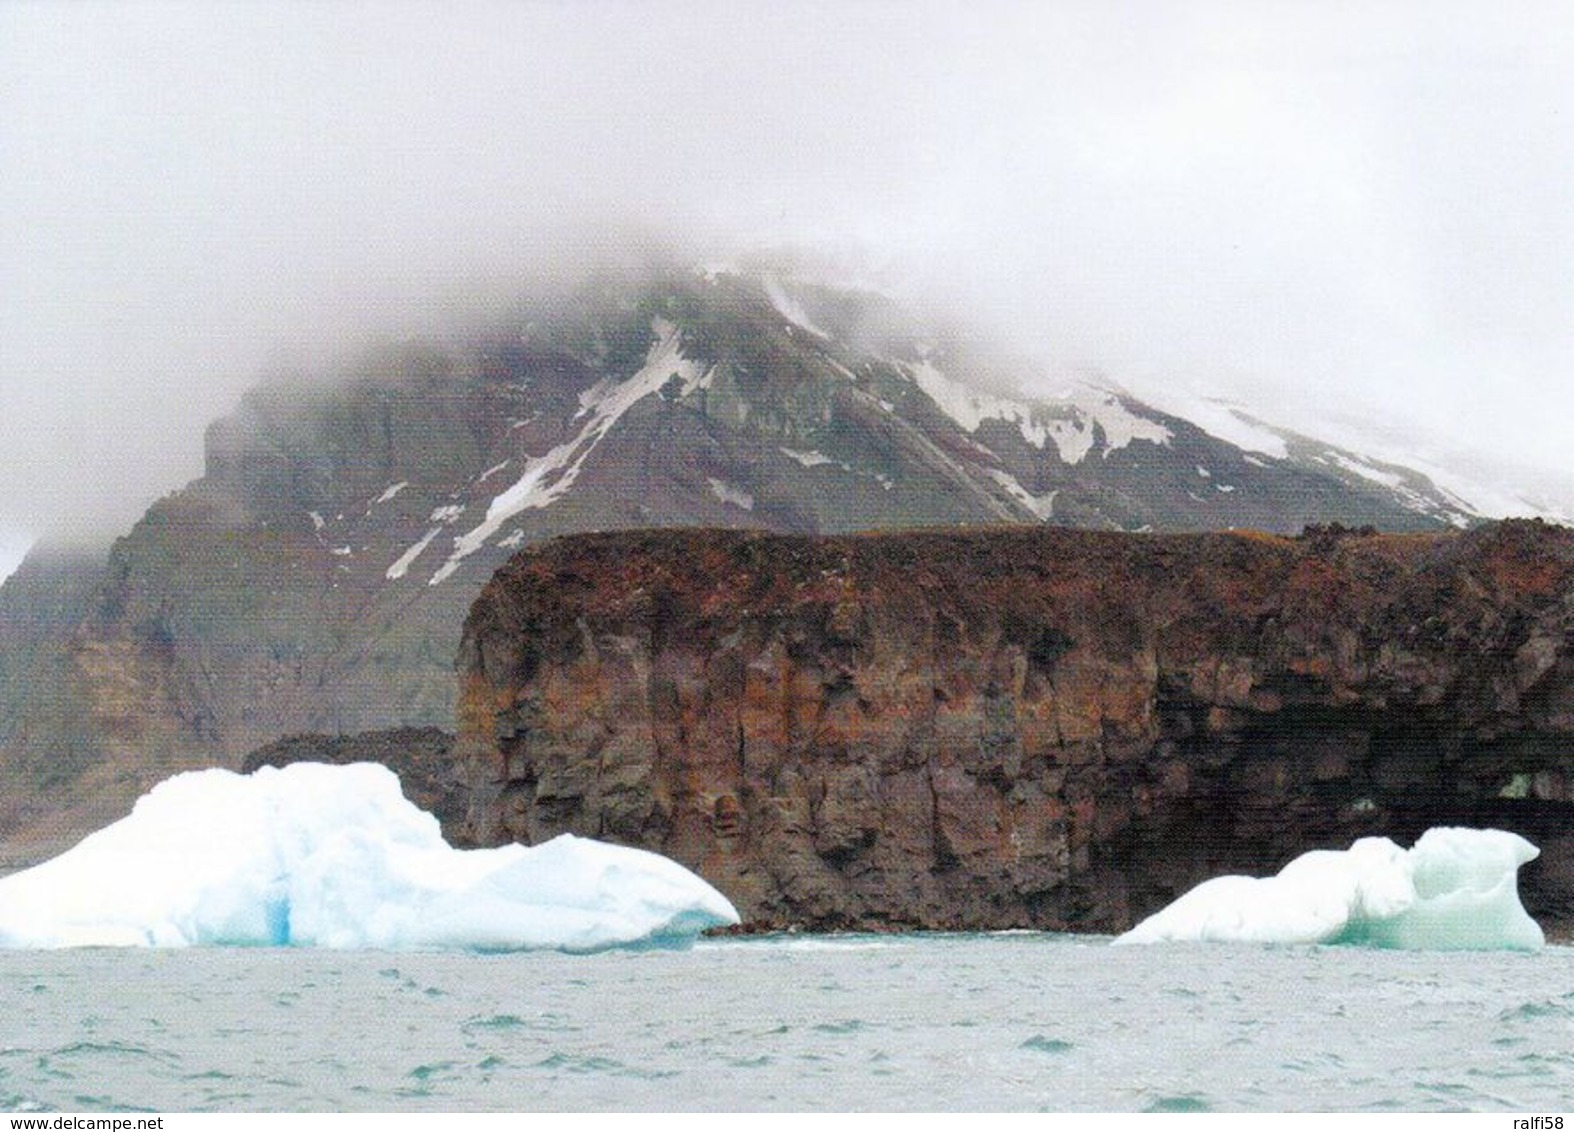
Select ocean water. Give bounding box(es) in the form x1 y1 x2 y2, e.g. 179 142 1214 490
2 933 1571 1112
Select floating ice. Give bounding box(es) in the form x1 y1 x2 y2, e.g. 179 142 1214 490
1115 828 1544 951
0 763 739 951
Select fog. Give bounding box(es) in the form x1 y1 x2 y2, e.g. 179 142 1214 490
4 1 1573 565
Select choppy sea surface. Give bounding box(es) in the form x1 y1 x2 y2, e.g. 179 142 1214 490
2 933 1572 1112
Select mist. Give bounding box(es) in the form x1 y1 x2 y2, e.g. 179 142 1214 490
5 1 1573 558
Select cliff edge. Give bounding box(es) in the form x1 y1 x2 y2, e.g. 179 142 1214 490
455 520 1574 933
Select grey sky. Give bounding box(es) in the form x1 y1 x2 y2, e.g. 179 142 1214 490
3 0 1572 568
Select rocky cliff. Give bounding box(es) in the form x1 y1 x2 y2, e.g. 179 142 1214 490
455 520 1574 933
0 544 111 863
4 265 1486 857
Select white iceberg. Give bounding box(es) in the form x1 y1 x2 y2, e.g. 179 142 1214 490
1115 827 1544 951
0 762 739 951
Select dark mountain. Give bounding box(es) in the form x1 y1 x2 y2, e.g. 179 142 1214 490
0 265 1509 856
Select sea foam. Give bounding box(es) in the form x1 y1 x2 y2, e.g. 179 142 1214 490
1115 827 1544 951
0 762 739 951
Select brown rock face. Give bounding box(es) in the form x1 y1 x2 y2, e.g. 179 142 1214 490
454 520 1574 933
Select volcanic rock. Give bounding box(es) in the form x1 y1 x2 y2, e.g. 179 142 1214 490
454 519 1574 932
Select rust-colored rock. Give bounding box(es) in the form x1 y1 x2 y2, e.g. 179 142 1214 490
455 520 1574 932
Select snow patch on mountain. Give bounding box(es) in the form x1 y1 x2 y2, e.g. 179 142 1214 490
1326 452 1408 492
905 361 1170 465
1132 382 1573 526
988 469 1058 520
697 261 740 284
430 319 710 584
1320 447 1477 526
1298 420 1565 527
907 359 1054 450
763 276 829 338
386 528 442 580
1139 392 1292 460
707 478 754 511
375 482 408 505
781 447 837 468
1306 428 1574 527
1415 461 1574 527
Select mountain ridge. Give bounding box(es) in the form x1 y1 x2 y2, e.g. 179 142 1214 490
0 263 1560 857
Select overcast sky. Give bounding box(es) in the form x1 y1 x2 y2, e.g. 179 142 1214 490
3 1 1573 575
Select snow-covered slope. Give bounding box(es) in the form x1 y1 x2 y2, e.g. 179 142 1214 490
271 268 1537 599
1137 390 1573 529
234 267 1565 597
